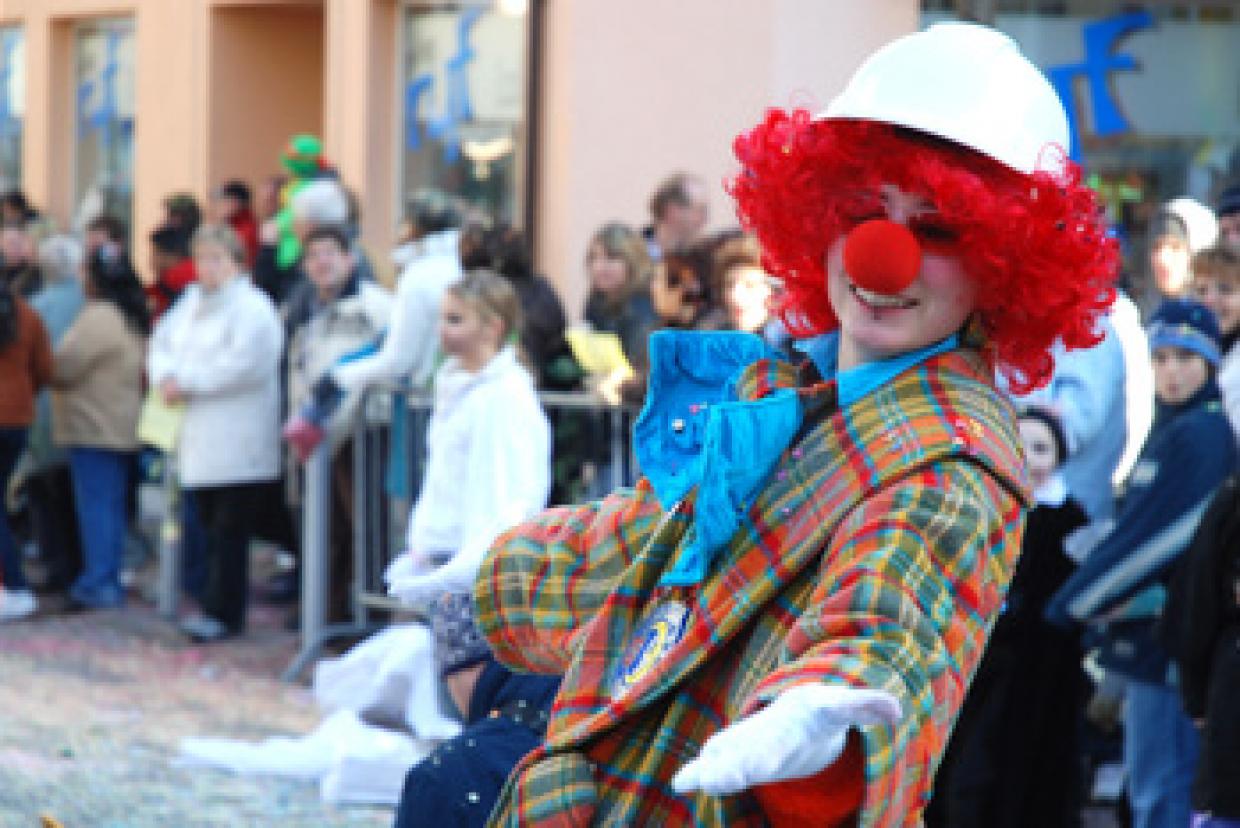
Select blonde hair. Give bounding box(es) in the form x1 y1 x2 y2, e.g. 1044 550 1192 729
1191 246 1240 284
192 223 246 266
587 222 652 305
446 269 523 346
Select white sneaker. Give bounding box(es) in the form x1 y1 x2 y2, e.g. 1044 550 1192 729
0 588 37 621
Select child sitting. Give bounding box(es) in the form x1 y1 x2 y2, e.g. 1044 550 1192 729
384 270 552 605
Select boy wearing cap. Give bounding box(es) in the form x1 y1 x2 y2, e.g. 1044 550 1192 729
470 23 1115 827
1048 298 1237 828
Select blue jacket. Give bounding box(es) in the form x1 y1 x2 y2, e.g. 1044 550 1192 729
1045 378 1237 682
1015 312 1130 520
394 659 559 828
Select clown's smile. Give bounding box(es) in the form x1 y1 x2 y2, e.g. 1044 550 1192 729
849 284 918 312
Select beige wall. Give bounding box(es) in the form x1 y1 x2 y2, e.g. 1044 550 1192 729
6 0 392 282
536 0 919 320
6 0 917 297
323 0 398 282
208 3 324 207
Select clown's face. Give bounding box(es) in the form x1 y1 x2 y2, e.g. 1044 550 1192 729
827 184 977 369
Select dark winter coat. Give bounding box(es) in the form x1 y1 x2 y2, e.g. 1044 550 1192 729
930 496 1089 827
1046 378 1237 685
504 272 570 389
1161 475 1240 817
583 289 657 372
394 658 559 828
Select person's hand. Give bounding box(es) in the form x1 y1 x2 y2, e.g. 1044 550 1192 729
596 367 631 407
671 685 900 797
282 413 325 463
386 562 452 607
383 550 436 586
160 378 187 405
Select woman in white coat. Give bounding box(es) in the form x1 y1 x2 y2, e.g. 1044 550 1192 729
385 269 551 605
148 224 284 641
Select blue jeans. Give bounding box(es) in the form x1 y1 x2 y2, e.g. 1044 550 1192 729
179 491 209 600
1194 817 1240 828
0 428 28 591
68 447 132 608
1126 679 1200 828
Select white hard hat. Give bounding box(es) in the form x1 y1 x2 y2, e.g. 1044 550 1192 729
818 22 1070 177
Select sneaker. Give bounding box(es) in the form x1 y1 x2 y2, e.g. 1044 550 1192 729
0 588 38 621
179 613 237 643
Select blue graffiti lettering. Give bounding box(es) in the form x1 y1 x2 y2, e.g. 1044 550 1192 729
404 73 435 151
404 8 482 163
0 31 18 138
77 29 133 152
1046 10 1154 160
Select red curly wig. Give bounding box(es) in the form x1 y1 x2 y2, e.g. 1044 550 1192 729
729 109 1119 394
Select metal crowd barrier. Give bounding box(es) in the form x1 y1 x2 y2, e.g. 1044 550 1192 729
279 385 640 681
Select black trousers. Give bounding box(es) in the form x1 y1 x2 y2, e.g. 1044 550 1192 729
189 481 263 630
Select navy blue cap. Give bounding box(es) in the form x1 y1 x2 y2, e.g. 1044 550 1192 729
1147 298 1222 366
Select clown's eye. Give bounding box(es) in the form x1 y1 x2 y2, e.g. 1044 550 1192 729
910 218 960 245
837 193 884 226
839 207 884 228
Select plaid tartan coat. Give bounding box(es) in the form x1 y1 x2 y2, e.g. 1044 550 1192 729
474 346 1030 826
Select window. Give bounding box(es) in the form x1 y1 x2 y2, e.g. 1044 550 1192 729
0 26 23 193
401 2 531 227
922 4 1240 281
74 18 135 231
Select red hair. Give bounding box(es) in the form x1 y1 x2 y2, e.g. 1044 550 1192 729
729 110 1118 393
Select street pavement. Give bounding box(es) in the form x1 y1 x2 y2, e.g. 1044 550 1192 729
0 599 391 828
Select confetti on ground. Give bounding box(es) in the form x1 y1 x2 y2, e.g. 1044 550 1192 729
0 599 391 828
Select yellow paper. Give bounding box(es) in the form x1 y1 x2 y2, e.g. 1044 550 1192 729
136 391 186 452
565 329 634 376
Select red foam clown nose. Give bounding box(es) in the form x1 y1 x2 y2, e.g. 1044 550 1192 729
842 219 922 295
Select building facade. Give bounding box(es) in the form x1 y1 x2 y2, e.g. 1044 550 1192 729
0 0 917 310
923 0 1240 274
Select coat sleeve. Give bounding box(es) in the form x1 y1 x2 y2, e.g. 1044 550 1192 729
425 385 552 597
1040 327 1124 455
473 479 667 675
53 307 115 387
174 295 285 399
1161 477 1238 719
332 269 428 389
146 297 186 386
1045 416 1236 625
741 460 1025 825
26 306 53 390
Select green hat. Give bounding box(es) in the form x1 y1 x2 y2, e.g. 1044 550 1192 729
281 134 324 177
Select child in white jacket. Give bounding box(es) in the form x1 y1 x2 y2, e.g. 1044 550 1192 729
386 270 551 603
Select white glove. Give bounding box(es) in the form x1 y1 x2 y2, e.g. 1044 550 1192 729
386 549 480 606
671 684 901 797
384 552 446 606
383 551 433 586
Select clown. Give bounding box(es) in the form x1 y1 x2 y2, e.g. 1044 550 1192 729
274 134 336 270
463 23 1116 827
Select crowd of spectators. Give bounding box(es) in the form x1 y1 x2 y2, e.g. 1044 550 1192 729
2 145 1240 825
